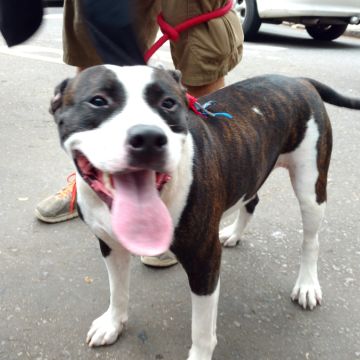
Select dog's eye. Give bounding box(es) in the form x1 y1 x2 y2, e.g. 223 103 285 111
88 95 108 107
161 97 177 110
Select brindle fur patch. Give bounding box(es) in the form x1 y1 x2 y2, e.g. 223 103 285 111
171 75 334 295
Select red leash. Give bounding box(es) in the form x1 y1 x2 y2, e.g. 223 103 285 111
144 0 233 62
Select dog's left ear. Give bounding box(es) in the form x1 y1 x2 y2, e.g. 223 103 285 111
49 78 70 115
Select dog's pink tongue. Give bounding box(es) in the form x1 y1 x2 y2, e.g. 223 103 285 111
111 170 173 256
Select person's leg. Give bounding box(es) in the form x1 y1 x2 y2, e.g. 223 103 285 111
62 0 103 68
186 77 225 98
133 0 161 55
35 0 102 223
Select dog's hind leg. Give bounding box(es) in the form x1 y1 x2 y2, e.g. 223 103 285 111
285 118 331 310
219 195 259 247
86 239 131 347
290 189 324 310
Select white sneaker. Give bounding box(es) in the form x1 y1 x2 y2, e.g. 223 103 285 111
140 250 178 268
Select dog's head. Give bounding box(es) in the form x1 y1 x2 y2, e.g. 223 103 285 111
51 65 190 255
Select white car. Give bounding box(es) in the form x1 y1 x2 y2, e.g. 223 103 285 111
234 0 360 40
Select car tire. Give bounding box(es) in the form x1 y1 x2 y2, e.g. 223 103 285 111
305 24 348 41
234 0 262 40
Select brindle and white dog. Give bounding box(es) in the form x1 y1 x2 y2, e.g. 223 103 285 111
50 65 360 360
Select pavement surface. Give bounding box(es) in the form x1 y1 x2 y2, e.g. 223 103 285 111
0 9 360 360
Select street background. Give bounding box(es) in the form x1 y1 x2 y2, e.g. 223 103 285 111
0 8 359 360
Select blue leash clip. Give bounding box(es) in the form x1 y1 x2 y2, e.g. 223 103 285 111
194 100 233 119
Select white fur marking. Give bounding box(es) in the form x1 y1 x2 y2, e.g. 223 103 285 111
161 134 194 228
187 280 220 360
281 118 324 309
86 242 131 347
219 195 255 247
252 106 263 116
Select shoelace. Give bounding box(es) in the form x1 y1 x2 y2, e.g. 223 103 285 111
57 172 77 213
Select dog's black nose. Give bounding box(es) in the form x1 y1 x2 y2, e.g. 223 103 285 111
128 125 167 151
127 125 168 167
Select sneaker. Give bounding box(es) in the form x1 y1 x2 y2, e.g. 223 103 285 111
35 173 78 223
140 250 178 268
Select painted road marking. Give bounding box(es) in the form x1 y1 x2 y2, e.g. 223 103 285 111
0 45 63 64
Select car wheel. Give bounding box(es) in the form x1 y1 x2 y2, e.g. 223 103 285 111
233 0 261 40
305 24 348 41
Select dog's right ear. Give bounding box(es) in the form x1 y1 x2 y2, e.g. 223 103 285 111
49 78 70 115
168 69 182 84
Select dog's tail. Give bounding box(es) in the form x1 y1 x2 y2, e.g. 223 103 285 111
302 78 360 110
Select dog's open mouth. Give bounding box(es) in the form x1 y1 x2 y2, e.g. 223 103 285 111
74 152 113 207
74 152 173 256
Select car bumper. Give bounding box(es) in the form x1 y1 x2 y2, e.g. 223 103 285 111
258 1 360 19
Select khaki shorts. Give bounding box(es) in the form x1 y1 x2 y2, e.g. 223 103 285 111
62 0 102 68
63 0 244 86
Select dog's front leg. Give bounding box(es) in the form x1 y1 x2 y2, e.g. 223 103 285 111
188 280 220 360
175 235 221 360
87 239 131 347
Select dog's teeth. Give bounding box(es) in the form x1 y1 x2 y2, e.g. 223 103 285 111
103 172 114 193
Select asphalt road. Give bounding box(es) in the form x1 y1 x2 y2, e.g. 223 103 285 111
0 9 359 360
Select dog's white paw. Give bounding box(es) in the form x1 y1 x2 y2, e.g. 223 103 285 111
219 226 241 247
291 275 322 310
86 310 126 347
187 343 216 360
